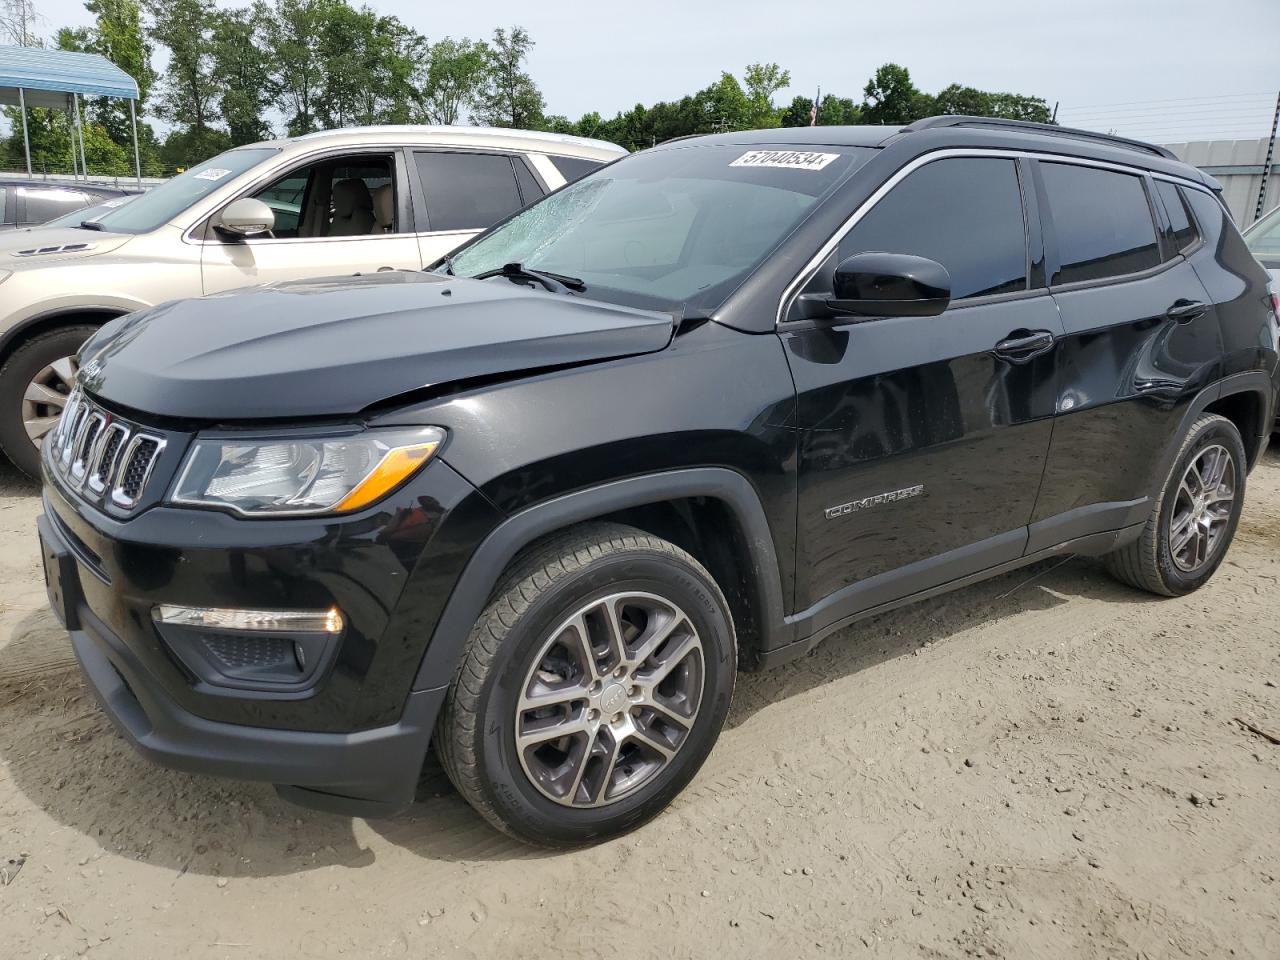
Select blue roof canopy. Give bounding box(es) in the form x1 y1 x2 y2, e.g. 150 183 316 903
0 45 139 109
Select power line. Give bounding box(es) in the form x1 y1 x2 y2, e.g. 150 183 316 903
1062 91 1275 110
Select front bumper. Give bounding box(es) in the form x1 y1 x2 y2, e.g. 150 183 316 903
37 452 502 815
40 509 448 815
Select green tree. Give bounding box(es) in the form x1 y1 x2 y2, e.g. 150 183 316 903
780 94 815 128
818 94 861 126
317 6 423 128
211 3 275 145
264 0 331 135
475 26 544 129
742 62 790 128
414 37 489 125
861 63 933 125
0 0 40 46
146 0 221 137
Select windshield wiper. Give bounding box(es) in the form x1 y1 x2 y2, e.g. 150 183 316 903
78 220 106 231
474 262 586 294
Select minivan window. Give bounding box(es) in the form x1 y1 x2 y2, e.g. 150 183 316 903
837 157 1027 300
448 143 875 314
89 148 279 235
1041 163 1161 285
415 152 524 232
1155 180 1198 255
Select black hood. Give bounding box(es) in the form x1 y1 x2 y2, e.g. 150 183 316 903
80 271 675 420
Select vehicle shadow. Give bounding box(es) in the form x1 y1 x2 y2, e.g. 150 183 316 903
0 548 1161 874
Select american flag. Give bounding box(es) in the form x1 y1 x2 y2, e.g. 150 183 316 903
809 87 820 126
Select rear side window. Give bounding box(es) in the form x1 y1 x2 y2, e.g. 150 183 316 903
837 157 1027 300
1041 163 1160 285
414 152 523 232
548 154 604 184
1155 180 1199 254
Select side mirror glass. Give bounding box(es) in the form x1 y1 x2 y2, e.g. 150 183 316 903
215 197 275 238
820 251 951 319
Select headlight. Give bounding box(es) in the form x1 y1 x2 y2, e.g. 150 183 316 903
171 426 445 516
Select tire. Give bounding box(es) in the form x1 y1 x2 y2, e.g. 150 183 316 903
1105 413 1246 596
0 325 97 478
436 522 736 847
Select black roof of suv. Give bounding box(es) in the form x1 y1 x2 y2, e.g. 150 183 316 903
39 116 1278 846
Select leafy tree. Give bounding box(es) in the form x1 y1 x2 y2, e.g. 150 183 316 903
414 37 489 125
861 63 933 125
780 94 815 128
742 62 790 128
211 3 275 144
146 0 220 137
985 92 1052 123
475 26 544 129
818 94 861 126
263 0 331 135
317 7 423 127
159 124 231 170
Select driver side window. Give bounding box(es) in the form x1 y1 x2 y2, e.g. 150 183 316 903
243 153 398 240
829 157 1029 302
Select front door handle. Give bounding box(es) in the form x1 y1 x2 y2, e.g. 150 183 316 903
1167 299 1207 323
993 330 1055 364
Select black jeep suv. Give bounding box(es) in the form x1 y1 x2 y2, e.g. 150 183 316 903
38 117 1279 846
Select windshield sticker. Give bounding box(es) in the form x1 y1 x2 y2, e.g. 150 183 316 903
730 150 840 171
194 167 233 182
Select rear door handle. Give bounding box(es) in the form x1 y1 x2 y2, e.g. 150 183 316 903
993 330 1056 364
1167 299 1207 323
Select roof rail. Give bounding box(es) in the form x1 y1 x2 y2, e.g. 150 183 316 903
899 115 1178 161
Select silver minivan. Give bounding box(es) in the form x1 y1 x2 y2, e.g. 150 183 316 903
0 126 625 475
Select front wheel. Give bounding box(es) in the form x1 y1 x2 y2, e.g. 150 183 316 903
1105 413 1246 596
436 523 736 846
0 325 97 478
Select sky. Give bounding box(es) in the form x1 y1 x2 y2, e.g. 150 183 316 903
17 0 1280 143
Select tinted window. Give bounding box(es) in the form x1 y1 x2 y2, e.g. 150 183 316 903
1244 201 1280 265
415 152 522 232
20 187 91 225
1155 180 1198 254
0 186 7 224
1041 163 1160 284
513 158 543 205
449 144 875 314
549 154 604 184
838 157 1027 300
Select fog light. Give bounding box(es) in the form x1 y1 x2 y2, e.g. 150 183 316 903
152 604 344 634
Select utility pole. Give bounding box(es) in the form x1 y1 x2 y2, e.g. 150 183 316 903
1051 101 1059 124
1254 91 1280 223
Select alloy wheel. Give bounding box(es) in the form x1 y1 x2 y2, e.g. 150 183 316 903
514 592 705 808
22 355 78 447
1169 443 1236 573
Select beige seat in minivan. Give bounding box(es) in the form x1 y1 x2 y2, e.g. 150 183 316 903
330 179 375 236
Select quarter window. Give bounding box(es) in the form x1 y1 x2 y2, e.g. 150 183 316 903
414 152 524 232
1041 163 1161 284
548 154 604 184
1154 180 1198 255
836 157 1028 301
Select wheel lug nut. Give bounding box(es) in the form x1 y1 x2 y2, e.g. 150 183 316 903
614 667 625 678
612 712 622 723
587 708 599 721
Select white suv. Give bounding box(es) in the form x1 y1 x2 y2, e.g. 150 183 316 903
0 126 624 476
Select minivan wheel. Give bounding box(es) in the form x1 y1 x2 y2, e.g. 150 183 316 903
1104 413 1246 596
0 325 97 478
436 523 736 846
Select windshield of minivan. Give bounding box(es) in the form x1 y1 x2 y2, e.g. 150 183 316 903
447 144 875 313
1245 205 1280 266
87 148 279 235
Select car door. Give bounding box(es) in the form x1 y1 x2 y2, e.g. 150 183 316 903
1026 160 1223 550
409 150 544 266
782 154 1062 620
200 150 423 295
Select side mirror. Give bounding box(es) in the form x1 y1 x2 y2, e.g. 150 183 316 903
804 251 951 320
214 198 275 238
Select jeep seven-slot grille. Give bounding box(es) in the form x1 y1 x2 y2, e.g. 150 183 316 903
48 388 165 510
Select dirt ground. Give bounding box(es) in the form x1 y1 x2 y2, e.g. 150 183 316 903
1 453 1278 960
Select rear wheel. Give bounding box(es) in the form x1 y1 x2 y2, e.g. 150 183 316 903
436 523 736 846
0 325 96 478
1105 413 1246 596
